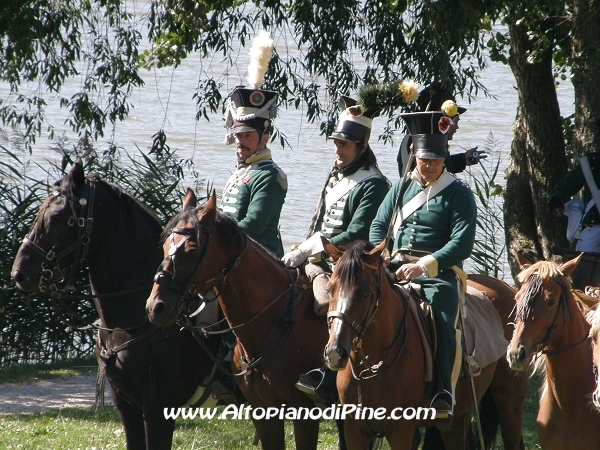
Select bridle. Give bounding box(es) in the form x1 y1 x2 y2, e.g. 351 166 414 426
516 273 589 356
22 178 97 297
327 261 382 341
153 222 249 308
328 259 407 381
152 217 306 375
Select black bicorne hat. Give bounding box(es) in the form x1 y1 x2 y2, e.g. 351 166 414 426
399 111 450 160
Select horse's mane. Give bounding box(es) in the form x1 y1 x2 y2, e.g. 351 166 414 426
589 306 600 342
514 260 572 323
333 240 398 288
516 260 566 284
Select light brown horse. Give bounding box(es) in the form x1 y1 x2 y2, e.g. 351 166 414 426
322 239 529 450
589 303 600 410
145 190 336 450
507 253 600 449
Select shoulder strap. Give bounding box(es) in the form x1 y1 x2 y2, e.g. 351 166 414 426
580 156 600 215
324 168 380 211
392 172 457 237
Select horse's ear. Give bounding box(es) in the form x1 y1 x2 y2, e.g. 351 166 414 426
198 190 217 225
513 250 533 270
182 188 197 210
559 252 583 278
321 236 343 262
67 157 85 196
365 239 387 266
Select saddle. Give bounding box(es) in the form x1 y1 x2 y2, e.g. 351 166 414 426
393 283 508 383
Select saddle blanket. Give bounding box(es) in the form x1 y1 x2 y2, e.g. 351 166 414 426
462 285 509 371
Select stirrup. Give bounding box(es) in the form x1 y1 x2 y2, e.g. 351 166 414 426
431 390 454 430
295 368 326 396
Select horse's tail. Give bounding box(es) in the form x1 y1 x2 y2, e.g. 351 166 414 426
468 389 499 450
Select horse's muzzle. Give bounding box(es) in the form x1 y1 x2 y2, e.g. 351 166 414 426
506 345 531 371
324 345 348 371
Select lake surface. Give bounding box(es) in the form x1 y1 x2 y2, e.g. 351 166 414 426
6 22 575 279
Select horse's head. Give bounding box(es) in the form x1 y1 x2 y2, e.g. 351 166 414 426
146 189 243 326
323 238 386 371
506 252 582 371
588 304 600 409
12 158 90 293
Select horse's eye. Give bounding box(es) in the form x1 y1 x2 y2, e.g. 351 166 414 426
547 297 556 306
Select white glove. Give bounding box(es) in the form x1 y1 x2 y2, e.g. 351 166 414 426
282 249 307 267
281 232 326 268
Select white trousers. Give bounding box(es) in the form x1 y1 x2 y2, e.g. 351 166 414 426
576 225 600 253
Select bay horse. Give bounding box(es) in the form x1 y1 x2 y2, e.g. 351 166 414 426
506 252 600 449
322 239 529 450
146 190 339 450
11 159 222 450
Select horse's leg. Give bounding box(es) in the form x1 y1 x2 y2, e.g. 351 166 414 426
343 419 375 450
487 358 529 450
292 418 320 450
422 427 446 450
252 418 285 450
384 423 419 450
440 412 469 450
337 418 348 450
113 390 146 450
144 407 176 450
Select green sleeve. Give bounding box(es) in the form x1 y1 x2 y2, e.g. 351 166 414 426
329 178 389 247
238 170 285 238
432 183 477 270
548 165 584 204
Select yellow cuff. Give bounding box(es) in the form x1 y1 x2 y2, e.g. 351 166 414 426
419 255 438 278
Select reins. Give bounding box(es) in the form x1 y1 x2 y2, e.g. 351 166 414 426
155 218 309 375
25 177 153 333
330 260 409 382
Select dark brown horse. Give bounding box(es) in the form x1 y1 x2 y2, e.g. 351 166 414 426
507 253 600 450
322 239 529 450
146 190 337 450
12 160 221 450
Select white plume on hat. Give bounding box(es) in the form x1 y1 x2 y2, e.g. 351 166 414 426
247 30 274 89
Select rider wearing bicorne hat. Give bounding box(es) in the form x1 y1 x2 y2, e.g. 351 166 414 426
370 107 477 429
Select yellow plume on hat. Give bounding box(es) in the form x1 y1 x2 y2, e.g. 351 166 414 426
247 30 274 89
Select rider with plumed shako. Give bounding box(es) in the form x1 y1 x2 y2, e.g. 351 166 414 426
370 108 477 429
221 87 287 258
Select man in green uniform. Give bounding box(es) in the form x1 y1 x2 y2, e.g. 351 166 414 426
286 95 390 402
282 96 389 313
210 86 287 401
370 109 477 428
221 87 287 257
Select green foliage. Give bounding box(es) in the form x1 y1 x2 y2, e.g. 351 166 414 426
1 0 500 154
0 128 204 366
467 134 507 278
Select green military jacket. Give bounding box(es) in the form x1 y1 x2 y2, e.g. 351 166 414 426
369 171 476 275
310 166 389 248
548 152 600 227
220 150 287 257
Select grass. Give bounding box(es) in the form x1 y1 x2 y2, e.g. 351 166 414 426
0 357 97 384
0 359 542 449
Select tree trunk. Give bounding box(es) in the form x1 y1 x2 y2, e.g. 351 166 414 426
571 0 600 155
504 16 569 281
